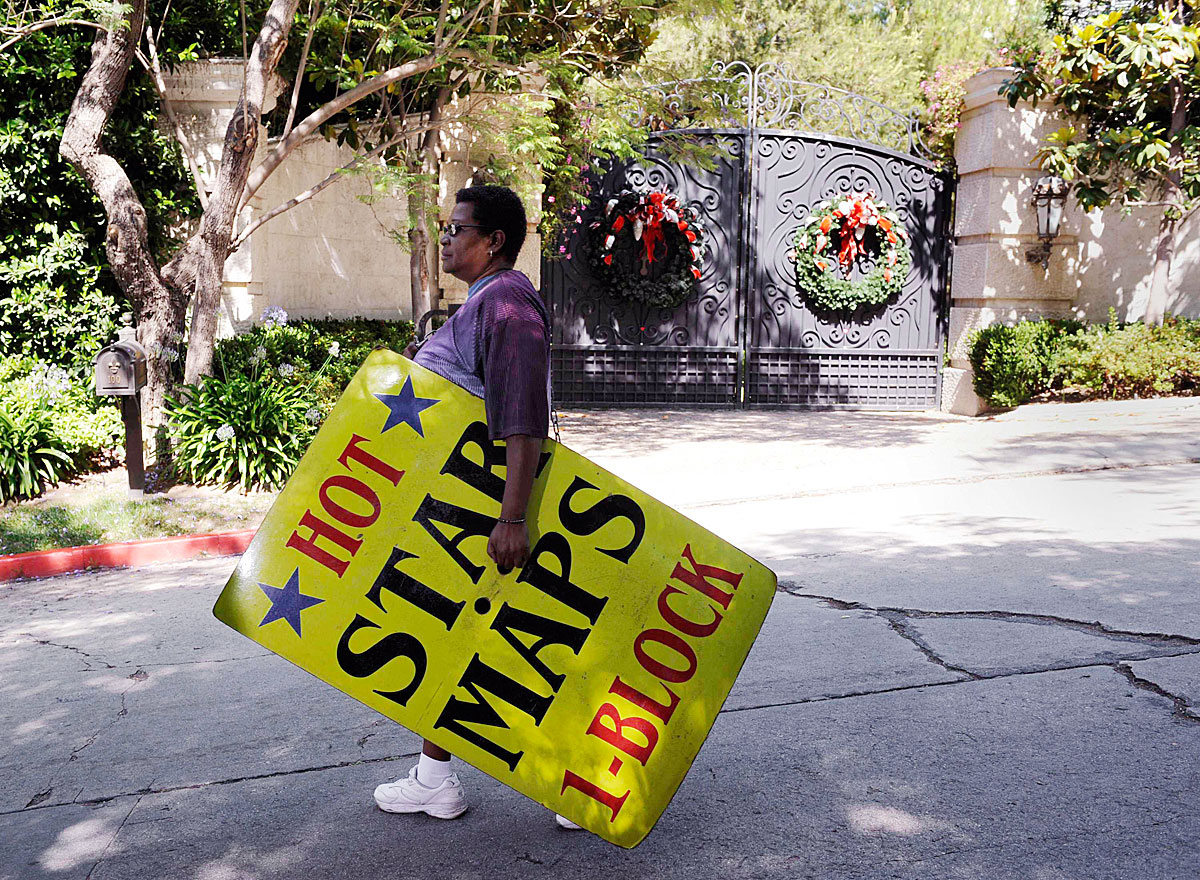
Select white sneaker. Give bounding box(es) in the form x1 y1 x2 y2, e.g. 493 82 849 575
555 813 583 830
374 767 468 819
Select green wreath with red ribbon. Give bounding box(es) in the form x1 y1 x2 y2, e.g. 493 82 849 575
789 191 912 313
589 189 707 309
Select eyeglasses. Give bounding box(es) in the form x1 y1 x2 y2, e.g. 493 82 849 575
440 223 489 238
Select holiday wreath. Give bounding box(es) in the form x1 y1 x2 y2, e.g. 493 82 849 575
589 189 707 309
789 191 911 313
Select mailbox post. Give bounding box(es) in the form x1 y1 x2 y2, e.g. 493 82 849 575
95 320 149 499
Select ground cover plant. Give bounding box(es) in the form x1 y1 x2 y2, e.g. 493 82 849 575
0 357 124 503
0 473 274 555
167 313 413 492
213 313 414 411
969 313 1200 407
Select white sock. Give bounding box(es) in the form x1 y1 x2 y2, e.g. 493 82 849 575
417 752 452 787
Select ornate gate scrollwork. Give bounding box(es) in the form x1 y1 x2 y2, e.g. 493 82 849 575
543 62 953 409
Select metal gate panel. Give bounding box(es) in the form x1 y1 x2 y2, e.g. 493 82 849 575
545 130 748 407
745 131 953 409
541 65 956 410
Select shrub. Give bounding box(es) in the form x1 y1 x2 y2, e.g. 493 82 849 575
166 373 317 493
214 314 414 413
0 406 73 503
1055 315 1200 398
0 356 123 469
968 319 1082 407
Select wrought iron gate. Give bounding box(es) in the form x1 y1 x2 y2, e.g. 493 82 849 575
543 63 955 409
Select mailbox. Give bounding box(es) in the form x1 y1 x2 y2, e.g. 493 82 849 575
94 340 148 396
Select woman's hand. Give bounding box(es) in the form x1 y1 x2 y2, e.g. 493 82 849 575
488 520 529 574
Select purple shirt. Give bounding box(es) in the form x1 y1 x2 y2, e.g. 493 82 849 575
414 269 550 439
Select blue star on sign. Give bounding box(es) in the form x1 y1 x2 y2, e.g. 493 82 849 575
375 376 439 436
258 569 324 637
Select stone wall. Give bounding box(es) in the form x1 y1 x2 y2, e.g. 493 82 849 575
945 67 1200 415
161 61 541 334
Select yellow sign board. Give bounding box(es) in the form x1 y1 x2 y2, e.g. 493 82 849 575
214 351 776 847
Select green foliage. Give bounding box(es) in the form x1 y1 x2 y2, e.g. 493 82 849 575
0 406 74 504
278 0 667 253
0 356 123 468
968 314 1200 406
166 373 316 493
1001 9 1200 215
1055 312 1200 396
0 0 229 368
969 319 1082 407
643 0 1050 139
213 315 414 412
170 314 411 491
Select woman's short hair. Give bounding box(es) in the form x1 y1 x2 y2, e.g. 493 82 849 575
455 185 527 263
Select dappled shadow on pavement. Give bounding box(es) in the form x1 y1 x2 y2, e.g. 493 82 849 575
558 408 956 456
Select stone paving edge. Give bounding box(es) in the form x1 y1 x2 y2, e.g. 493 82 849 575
0 528 257 582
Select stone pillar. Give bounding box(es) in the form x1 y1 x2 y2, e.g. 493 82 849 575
943 67 1078 415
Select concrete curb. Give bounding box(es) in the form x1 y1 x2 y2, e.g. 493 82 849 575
0 528 256 582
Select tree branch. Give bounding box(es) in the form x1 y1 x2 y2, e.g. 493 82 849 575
283 0 323 139
238 49 477 210
59 0 167 303
183 0 302 383
143 22 209 209
0 17 108 52
232 132 402 249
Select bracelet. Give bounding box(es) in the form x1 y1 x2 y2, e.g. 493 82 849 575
497 517 526 525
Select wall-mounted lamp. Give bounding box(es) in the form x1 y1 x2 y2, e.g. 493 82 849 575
1025 175 1068 270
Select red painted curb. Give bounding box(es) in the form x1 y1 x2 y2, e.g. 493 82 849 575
0 528 258 581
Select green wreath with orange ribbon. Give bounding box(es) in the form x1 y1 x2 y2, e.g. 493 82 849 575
589 189 707 309
789 191 912 313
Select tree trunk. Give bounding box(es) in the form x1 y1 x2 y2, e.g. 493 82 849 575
407 94 449 328
1146 213 1176 326
408 200 434 325
183 0 301 384
58 0 187 429
1146 74 1190 326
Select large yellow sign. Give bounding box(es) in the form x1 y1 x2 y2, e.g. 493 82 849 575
214 351 776 847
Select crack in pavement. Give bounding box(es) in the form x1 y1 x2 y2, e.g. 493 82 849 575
85 793 143 880
76 652 277 671
720 650 1200 720
18 633 116 669
1113 663 1200 724
5 750 424 817
875 610 981 680
777 584 1200 648
718 657 1150 716
749 585 1200 726
27 669 149 808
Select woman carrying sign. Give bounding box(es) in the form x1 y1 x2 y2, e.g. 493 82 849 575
371 184 578 829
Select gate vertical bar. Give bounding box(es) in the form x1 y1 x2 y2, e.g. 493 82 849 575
734 66 761 407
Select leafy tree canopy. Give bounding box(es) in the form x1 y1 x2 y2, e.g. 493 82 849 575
1002 8 1200 215
640 0 1050 114
0 0 243 367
